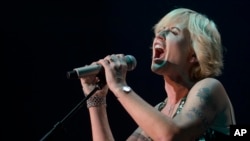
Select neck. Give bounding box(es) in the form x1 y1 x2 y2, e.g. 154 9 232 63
163 75 194 105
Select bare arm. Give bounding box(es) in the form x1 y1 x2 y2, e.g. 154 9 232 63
116 78 229 141
113 86 180 140
172 78 228 140
88 104 114 141
80 70 115 141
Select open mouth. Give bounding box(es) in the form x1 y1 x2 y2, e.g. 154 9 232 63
154 44 165 59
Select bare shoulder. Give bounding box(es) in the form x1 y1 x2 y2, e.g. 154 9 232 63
187 77 228 112
193 77 224 89
190 77 226 97
172 78 232 138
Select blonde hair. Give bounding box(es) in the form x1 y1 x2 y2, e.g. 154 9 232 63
154 8 224 81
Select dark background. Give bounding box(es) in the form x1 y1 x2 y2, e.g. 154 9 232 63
2 0 250 140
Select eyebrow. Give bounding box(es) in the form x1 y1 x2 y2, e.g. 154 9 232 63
156 26 180 33
157 26 181 36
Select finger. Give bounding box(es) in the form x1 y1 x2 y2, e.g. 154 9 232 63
110 54 115 63
117 54 128 71
80 75 97 84
103 55 114 64
111 54 122 71
98 58 110 70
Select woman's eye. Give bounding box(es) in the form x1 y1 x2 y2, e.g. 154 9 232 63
171 30 178 35
169 28 179 35
170 27 180 35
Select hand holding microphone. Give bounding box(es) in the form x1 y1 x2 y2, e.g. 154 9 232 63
67 54 137 96
40 54 137 140
98 54 136 92
67 54 136 79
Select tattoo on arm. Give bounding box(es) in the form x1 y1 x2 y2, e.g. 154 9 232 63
196 87 211 104
185 87 213 129
186 108 209 129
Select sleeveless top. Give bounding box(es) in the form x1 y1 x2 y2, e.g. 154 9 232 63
156 97 230 141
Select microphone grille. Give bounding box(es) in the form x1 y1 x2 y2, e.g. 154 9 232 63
125 55 137 71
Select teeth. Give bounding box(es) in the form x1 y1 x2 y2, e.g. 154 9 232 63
155 44 163 49
155 45 164 52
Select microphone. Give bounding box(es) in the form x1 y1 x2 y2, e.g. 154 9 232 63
67 55 137 79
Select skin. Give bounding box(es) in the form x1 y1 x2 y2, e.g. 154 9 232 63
80 22 236 141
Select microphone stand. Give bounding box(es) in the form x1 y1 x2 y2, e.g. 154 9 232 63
40 73 106 141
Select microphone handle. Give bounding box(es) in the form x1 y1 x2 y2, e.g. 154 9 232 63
67 64 102 79
66 55 137 79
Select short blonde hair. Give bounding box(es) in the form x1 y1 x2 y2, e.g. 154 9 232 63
154 8 224 81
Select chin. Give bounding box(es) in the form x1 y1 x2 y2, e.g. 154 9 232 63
151 60 168 74
151 64 163 75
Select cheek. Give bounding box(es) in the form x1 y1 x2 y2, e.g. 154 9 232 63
166 44 181 61
166 36 182 53
175 37 190 55
166 40 189 62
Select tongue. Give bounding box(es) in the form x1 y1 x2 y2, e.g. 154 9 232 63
159 52 165 58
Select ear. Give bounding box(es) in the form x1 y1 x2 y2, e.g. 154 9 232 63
190 54 198 63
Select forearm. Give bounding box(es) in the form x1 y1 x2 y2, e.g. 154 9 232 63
88 105 115 141
114 88 179 140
